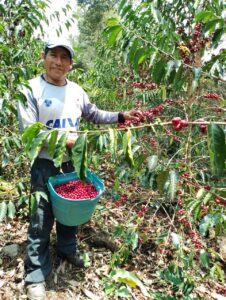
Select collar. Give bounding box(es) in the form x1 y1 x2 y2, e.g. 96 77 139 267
41 74 67 86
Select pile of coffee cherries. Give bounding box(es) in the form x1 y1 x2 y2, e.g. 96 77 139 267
55 180 98 200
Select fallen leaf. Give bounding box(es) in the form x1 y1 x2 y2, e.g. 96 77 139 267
0 280 4 288
218 236 226 261
211 292 226 300
82 288 101 300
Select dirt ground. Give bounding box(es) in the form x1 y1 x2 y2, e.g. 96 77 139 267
0 202 225 300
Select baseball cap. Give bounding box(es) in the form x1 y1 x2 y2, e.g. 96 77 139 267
45 38 75 58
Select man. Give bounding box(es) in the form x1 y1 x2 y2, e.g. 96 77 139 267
17 38 141 300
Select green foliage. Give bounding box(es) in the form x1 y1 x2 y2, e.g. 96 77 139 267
123 129 134 168
30 191 48 215
22 123 45 152
71 133 88 181
207 123 226 178
7 201 16 219
110 268 150 297
47 130 59 157
199 249 210 268
28 131 50 165
160 263 195 296
165 170 179 202
112 223 139 266
109 128 118 161
0 0 50 176
147 155 158 173
0 200 17 222
1 0 226 298
77 0 120 68
52 133 68 168
102 0 225 89
199 213 226 236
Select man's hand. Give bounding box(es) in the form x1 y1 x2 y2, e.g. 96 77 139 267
66 139 75 149
123 109 142 121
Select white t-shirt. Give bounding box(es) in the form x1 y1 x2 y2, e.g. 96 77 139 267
18 75 119 161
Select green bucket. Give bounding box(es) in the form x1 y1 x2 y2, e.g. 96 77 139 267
47 170 104 226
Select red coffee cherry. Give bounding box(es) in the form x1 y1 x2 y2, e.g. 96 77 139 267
55 180 98 200
172 117 182 126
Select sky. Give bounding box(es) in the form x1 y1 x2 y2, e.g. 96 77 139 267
41 0 79 41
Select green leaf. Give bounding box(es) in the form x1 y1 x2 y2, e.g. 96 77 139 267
117 286 130 297
165 60 176 79
104 283 116 295
195 11 215 22
199 213 222 236
151 4 162 23
147 155 158 172
151 60 166 84
7 201 16 219
30 191 48 215
98 134 104 152
203 192 213 205
188 199 202 220
207 123 226 177
204 19 224 33
123 129 134 168
153 293 175 300
71 133 88 181
157 170 169 194
210 263 225 282
111 268 150 297
105 17 119 27
47 130 58 157
104 25 122 47
127 39 140 62
199 249 210 268
121 4 132 18
0 4 6 14
28 131 50 165
53 132 68 168
35 191 48 202
82 252 91 267
161 86 167 100
173 65 184 91
202 54 222 72
196 188 206 200
22 122 44 152
0 201 7 222
118 0 127 13
98 134 108 151
192 67 202 90
134 154 148 171
212 28 224 46
166 170 178 201
30 194 38 215
133 47 154 72
109 128 117 161
160 265 183 286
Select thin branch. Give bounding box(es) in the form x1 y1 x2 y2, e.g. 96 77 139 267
45 121 226 135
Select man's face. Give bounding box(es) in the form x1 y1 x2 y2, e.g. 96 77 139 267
42 47 72 84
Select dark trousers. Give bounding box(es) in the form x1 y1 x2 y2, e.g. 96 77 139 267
24 158 77 283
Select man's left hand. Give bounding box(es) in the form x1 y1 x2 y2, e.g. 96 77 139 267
66 139 75 149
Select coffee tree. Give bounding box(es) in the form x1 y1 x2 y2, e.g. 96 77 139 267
0 0 45 169
1 0 226 298
93 1 226 297
0 0 76 220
